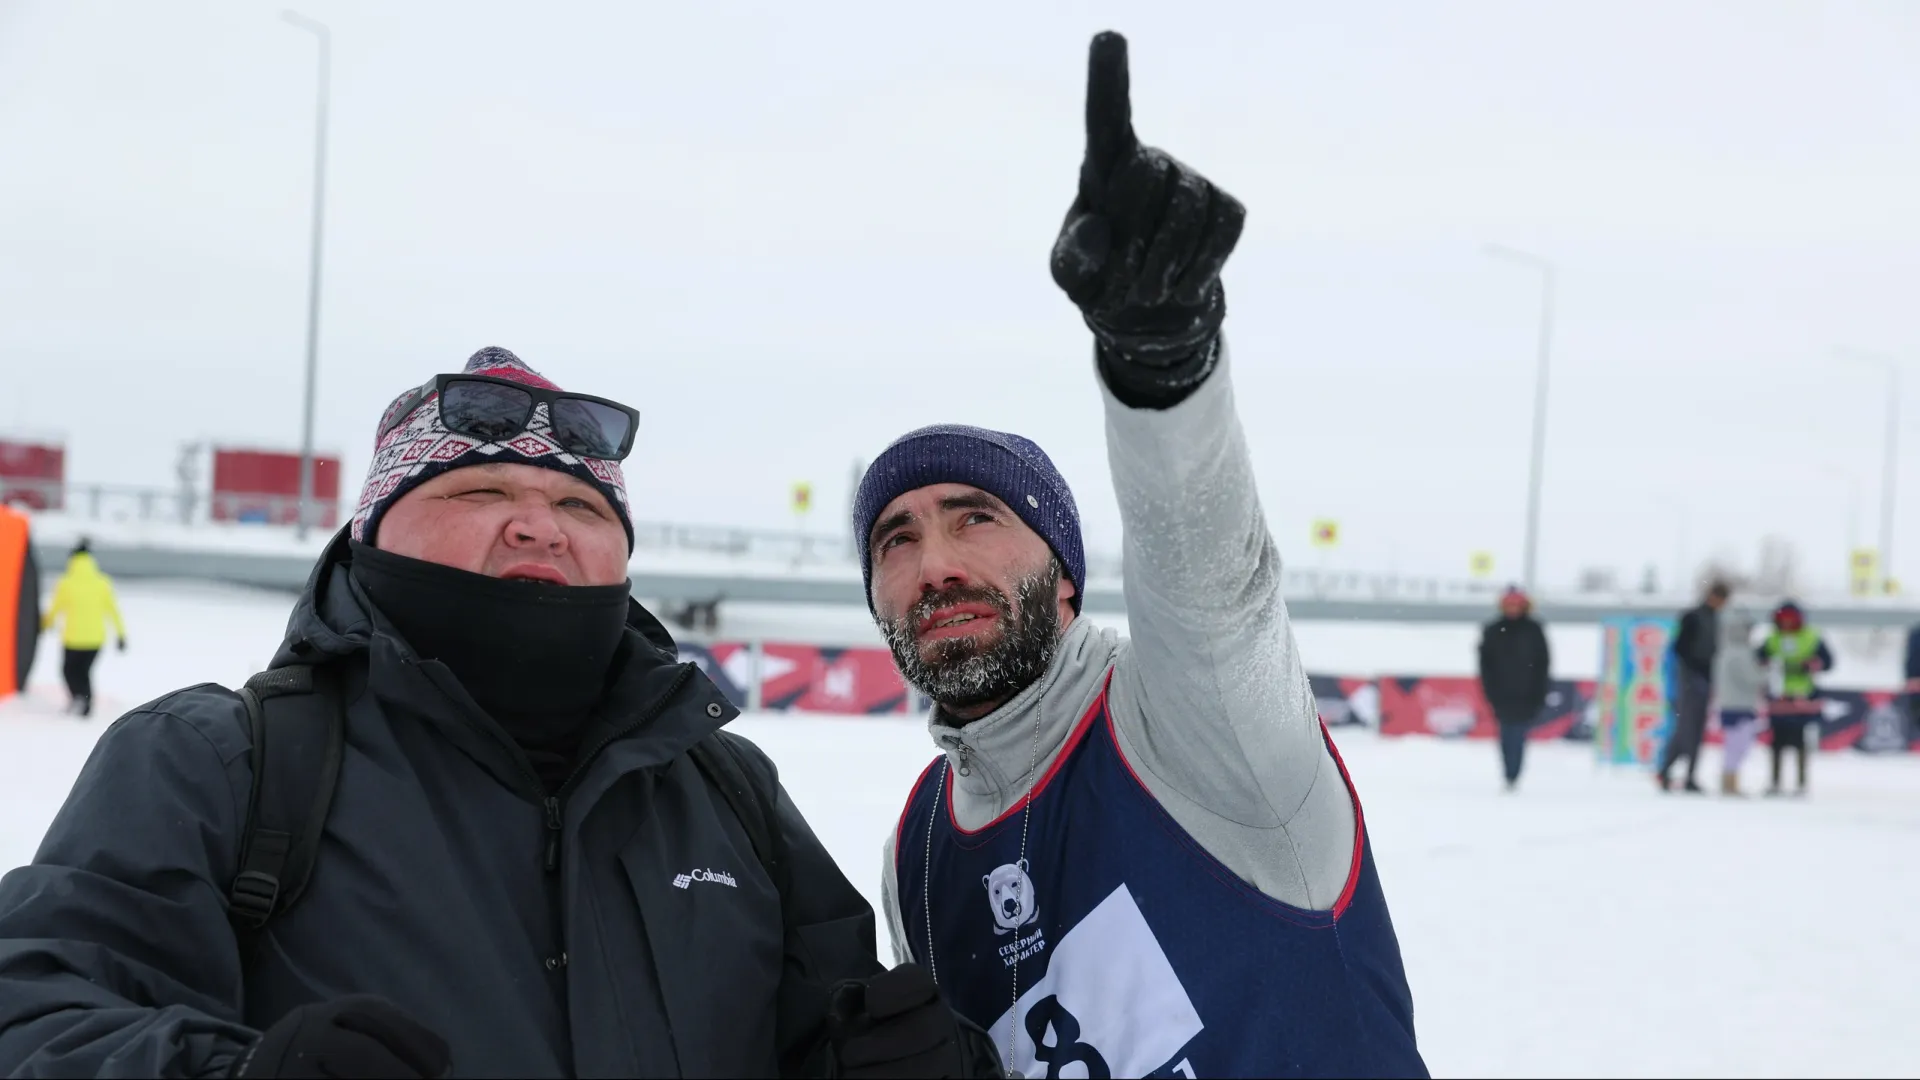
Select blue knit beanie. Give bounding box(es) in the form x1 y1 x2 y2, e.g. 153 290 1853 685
853 424 1085 613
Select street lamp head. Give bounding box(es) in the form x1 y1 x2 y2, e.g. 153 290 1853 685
1483 243 1554 274
281 9 329 36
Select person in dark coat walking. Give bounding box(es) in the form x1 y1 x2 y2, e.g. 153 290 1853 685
1658 579 1730 793
0 348 995 1079
1903 621 1920 747
1478 586 1552 790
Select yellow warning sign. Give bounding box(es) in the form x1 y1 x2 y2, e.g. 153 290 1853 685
791 482 813 516
1470 551 1495 578
1850 548 1879 597
1310 520 1340 548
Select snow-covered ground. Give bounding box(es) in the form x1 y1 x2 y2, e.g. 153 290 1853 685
4 580 1918 1077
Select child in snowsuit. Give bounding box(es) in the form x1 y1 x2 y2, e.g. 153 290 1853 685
1757 600 1831 797
1712 611 1766 796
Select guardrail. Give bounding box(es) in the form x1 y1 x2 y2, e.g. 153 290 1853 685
16 481 1524 603
27 530 1920 629
1 479 339 529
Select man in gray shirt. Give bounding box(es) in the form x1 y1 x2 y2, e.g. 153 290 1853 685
853 31 1424 1080
1712 610 1766 796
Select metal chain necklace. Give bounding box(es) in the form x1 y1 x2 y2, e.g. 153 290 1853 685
922 703 1046 1079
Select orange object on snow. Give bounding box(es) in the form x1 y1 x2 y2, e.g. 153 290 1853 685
0 505 38 699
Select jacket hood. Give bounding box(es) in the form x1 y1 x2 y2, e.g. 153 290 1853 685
63 552 105 579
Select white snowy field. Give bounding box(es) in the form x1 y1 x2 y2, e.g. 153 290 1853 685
4 581 1919 1077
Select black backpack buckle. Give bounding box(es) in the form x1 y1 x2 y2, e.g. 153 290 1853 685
230 870 282 929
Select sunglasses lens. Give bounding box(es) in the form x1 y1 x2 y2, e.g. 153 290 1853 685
441 380 535 442
550 397 633 459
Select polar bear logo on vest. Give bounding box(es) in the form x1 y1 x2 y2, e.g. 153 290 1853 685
983 859 1038 934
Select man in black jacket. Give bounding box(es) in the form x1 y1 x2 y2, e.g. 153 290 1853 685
0 348 994 1079
1658 579 1731 793
1478 586 1552 791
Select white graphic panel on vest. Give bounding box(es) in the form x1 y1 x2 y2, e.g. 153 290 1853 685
989 883 1204 1078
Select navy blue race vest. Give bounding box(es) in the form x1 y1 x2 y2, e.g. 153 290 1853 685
895 676 1426 1079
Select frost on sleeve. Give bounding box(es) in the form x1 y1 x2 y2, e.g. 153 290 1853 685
1099 342 1357 905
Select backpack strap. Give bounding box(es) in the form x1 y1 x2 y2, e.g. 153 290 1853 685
230 664 347 954
688 732 792 907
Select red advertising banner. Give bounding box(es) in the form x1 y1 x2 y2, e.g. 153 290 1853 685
675 636 1918 753
1377 676 1597 741
687 641 913 715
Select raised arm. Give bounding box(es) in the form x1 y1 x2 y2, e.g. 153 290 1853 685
1048 32 1354 909
1100 352 1350 869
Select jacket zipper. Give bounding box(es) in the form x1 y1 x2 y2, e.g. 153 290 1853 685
527 662 700 993
543 663 699 874
543 796 564 873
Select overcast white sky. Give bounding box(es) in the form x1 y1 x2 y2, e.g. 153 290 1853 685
2 0 1917 592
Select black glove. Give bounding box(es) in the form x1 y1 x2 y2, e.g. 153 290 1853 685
231 995 451 1079
828 964 1003 1079
1050 30 1246 408
117 637 127 653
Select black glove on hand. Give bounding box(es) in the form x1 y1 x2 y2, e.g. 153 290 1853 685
828 964 1003 1079
1049 30 1246 408
116 637 126 653
231 995 451 1079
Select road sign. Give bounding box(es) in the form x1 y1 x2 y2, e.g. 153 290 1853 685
1470 551 1494 578
791 482 813 516
1311 520 1339 548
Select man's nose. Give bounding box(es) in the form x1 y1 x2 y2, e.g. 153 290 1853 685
915 530 970 593
503 497 566 551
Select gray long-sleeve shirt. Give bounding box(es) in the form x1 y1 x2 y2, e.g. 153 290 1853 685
1714 616 1767 711
881 345 1356 963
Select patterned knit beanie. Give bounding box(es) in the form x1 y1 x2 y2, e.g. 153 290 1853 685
350 347 633 550
852 424 1085 613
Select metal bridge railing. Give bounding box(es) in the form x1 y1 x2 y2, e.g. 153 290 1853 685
9 480 1545 605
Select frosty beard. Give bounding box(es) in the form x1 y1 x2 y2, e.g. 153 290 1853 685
881 559 1064 720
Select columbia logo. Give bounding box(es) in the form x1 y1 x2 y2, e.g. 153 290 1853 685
673 868 738 890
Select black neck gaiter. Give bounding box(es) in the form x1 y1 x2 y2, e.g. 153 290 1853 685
348 541 631 790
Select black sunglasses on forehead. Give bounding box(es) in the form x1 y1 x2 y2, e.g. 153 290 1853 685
381 374 641 462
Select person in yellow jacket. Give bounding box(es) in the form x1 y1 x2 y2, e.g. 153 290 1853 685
40 540 126 717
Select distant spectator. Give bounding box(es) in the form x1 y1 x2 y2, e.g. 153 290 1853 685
38 539 126 718
1658 579 1731 793
1904 622 1920 745
1712 610 1766 797
1759 600 1832 797
1478 585 1551 791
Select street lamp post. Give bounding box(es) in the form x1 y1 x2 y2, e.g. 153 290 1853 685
283 11 330 541
1837 348 1901 593
1485 244 1558 596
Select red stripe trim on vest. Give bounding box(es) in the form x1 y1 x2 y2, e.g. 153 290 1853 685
947 671 1114 837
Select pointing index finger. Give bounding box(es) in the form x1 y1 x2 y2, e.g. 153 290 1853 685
1084 31 1135 182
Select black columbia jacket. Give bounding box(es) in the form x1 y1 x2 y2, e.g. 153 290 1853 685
0 535 880 1077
